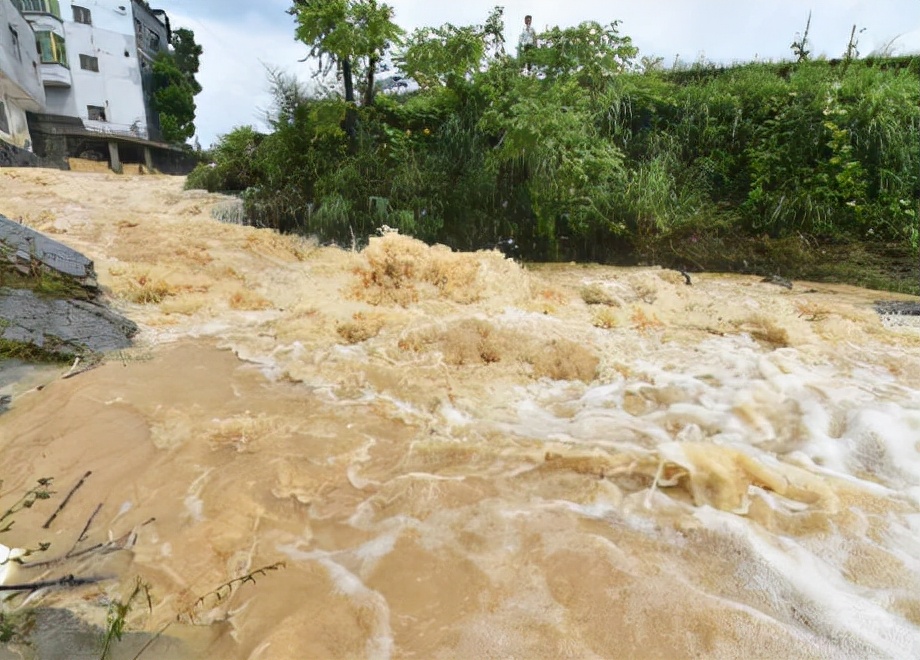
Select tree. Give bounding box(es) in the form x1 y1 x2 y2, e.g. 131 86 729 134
152 52 197 143
289 0 403 109
171 28 203 95
396 6 506 91
149 28 202 144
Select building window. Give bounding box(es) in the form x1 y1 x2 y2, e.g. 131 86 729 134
0 101 9 135
147 30 160 52
79 54 98 72
87 105 106 121
11 0 61 19
72 5 91 25
8 25 21 62
35 30 68 66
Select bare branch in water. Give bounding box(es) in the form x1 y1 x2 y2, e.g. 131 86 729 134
42 471 92 529
183 562 287 624
0 573 107 592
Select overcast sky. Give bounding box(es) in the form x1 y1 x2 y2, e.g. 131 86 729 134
152 0 920 148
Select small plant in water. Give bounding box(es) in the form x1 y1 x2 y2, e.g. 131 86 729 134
100 577 152 660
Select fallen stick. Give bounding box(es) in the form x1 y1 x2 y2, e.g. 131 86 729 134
42 471 92 529
0 574 106 591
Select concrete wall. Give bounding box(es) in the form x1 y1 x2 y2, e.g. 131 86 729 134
0 0 45 148
131 0 169 140
67 0 133 33
47 1 167 139
0 94 33 147
43 84 76 115
66 19 148 137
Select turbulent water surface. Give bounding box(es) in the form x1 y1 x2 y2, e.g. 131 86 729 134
1 168 920 659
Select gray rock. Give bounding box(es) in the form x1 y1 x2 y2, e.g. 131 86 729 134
875 301 920 316
0 213 97 287
1 212 136 359
761 274 793 290
0 288 137 356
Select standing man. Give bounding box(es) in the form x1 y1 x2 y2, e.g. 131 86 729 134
518 14 537 72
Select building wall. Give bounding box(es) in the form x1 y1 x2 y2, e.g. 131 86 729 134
42 81 75 114
20 1 168 141
130 0 168 141
66 14 148 137
0 0 45 148
68 0 132 33
0 92 32 146
28 13 72 87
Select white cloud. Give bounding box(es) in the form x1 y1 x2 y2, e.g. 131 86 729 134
166 7 307 147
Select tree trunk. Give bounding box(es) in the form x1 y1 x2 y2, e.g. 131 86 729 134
342 57 355 104
363 56 377 107
341 57 357 152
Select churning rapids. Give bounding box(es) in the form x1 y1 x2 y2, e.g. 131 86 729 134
1 168 920 659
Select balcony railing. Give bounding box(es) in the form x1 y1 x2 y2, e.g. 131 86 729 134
11 0 61 19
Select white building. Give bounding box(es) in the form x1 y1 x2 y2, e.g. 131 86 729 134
0 0 44 150
1 0 186 171
21 0 168 140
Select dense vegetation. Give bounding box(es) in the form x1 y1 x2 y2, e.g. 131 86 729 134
153 28 203 144
186 3 920 287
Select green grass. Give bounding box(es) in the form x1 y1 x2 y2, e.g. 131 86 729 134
0 267 93 301
639 229 920 295
0 338 75 364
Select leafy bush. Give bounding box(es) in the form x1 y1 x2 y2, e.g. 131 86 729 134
185 6 920 278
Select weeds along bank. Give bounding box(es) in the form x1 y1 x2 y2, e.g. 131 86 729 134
186 11 920 286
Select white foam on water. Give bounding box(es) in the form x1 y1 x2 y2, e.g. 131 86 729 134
695 506 920 657
907 487 920 507
114 500 133 520
558 500 618 521
839 404 920 487
183 467 213 523
437 402 473 426
277 543 394 660
318 557 394 660
0 544 25 586
479 322 920 653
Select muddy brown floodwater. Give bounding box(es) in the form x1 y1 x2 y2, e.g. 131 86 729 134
1 168 920 659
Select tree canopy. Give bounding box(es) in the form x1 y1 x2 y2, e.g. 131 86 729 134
152 28 203 144
289 0 403 106
172 27 203 95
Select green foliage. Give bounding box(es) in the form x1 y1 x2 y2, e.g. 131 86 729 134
152 52 197 143
0 478 54 534
399 23 487 90
531 21 638 93
189 6 920 276
0 338 74 363
289 0 403 106
291 0 403 71
100 577 151 660
396 6 506 90
185 125 264 192
736 62 920 238
171 28 203 95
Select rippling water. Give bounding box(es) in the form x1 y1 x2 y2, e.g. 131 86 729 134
1 169 919 658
